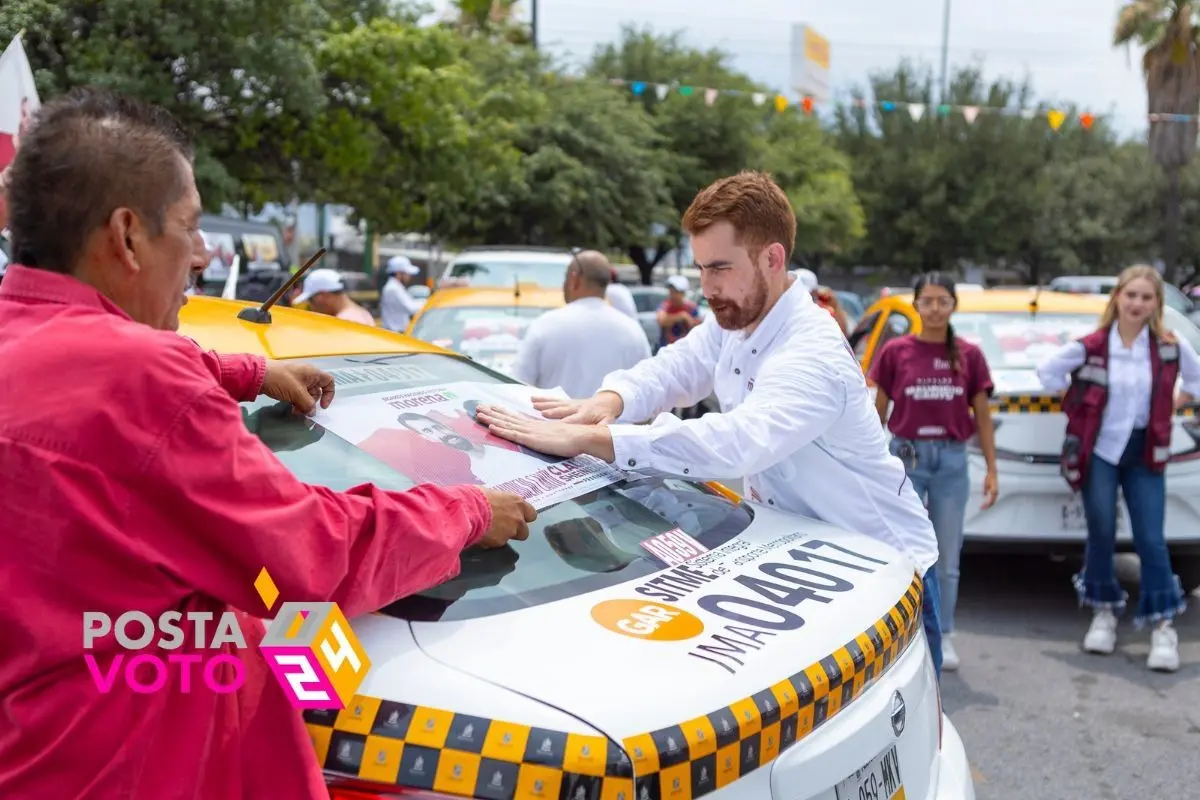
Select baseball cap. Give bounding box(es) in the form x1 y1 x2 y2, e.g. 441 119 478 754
387 255 419 276
293 268 345 305
666 274 689 292
792 268 819 292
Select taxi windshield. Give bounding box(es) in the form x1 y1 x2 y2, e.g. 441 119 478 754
953 309 1200 370
448 259 570 288
239 353 753 622
409 306 549 351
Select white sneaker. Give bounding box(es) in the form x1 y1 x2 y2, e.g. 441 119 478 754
1147 623 1180 672
1083 609 1118 654
941 636 960 672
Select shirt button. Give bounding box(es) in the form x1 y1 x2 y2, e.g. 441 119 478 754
735 368 741 375
628 459 637 467
752 349 757 355
768 499 775 505
683 468 690 474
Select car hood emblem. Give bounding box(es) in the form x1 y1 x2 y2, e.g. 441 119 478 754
890 690 906 737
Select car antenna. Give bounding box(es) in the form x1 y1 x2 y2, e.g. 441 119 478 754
237 247 327 325
1029 284 1042 317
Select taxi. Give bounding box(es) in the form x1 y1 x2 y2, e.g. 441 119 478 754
405 284 564 378
851 287 1200 589
177 294 976 800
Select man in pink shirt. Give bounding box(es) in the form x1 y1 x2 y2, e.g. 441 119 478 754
0 86 536 799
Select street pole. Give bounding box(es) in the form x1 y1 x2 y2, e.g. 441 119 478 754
531 0 539 51
938 0 951 104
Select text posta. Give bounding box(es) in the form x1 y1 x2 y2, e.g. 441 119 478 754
82 611 250 695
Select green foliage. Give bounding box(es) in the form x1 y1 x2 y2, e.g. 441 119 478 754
301 18 525 235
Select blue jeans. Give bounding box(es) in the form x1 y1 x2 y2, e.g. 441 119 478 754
890 438 970 635
1077 428 1187 627
922 565 943 681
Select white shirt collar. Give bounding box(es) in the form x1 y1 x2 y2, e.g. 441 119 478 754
739 273 811 351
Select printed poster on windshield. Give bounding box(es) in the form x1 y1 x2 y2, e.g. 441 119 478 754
309 382 626 510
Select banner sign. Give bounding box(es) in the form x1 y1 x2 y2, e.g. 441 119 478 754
310 382 626 510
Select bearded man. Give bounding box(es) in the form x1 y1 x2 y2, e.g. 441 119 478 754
474 170 948 677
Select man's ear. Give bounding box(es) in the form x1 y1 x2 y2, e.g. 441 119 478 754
107 207 145 276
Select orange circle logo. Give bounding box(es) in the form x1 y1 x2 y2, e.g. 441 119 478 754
590 600 705 641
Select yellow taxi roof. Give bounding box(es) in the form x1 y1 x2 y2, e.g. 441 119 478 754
420 284 565 311
177 295 451 360
885 287 1109 314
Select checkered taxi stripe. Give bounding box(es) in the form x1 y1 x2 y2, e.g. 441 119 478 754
990 395 1199 417
303 574 924 799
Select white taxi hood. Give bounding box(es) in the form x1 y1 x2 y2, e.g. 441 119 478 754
410 509 924 747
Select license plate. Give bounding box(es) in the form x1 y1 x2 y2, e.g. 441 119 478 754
1061 498 1126 532
834 744 904 800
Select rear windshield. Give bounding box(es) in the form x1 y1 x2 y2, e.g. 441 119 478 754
409 306 553 375
954 310 1200 370
448 259 570 288
240 353 753 622
632 289 667 313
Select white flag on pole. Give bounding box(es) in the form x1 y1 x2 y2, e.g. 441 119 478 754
0 33 40 236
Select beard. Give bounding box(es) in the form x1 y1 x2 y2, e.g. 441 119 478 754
708 269 769 330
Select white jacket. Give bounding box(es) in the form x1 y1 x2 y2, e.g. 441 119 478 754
601 277 940 574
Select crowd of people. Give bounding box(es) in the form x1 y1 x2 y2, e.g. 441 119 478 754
2 85 1199 798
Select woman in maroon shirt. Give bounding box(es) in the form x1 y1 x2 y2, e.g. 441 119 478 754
869 273 1000 673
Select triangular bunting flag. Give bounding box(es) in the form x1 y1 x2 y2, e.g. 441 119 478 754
802 96 814 114
1020 109 1036 120
705 88 718 106
752 93 766 106
908 104 926 121
679 86 694 97
630 81 646 96
881 101 896 112
774 95 789 112
962 106 980 124
655 84 669 101
1080 112 1095 130
1047 109 1066 131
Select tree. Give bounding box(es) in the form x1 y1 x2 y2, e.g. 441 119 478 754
1024 142 1162 276
441 74 675 250
751 113 865 267
588 26 770 282
831 60 1119 282
1114 1 1200 283
300 19 527 236
0 0 334 210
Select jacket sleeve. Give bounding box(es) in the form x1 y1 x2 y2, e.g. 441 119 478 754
178 335 267 402
607 338 849 481
1035 341 1086 392
600 315 721 422
130 384 493 619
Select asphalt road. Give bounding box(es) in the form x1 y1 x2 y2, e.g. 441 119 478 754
943 553 1200 799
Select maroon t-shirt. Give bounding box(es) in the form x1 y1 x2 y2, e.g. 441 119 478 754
869 334 994 441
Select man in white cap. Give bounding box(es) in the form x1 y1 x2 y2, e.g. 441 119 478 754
381 255 424 332
293 267 375 326
656 273 701 350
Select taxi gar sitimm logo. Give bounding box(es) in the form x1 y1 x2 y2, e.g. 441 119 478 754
255 566 372 710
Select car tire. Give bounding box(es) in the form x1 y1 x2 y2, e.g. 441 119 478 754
1174 555 1200 594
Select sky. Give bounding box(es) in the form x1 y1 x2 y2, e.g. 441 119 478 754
439 0 1154 140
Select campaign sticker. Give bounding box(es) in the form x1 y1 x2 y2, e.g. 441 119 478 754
640 527 709 567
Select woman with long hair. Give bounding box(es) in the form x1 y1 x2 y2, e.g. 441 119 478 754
1037 265 1200 672
869 272 1000 674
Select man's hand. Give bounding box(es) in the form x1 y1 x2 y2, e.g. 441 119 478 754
475 404 616 462
531 391 623 425
261 361 336 415
477 488 537 548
